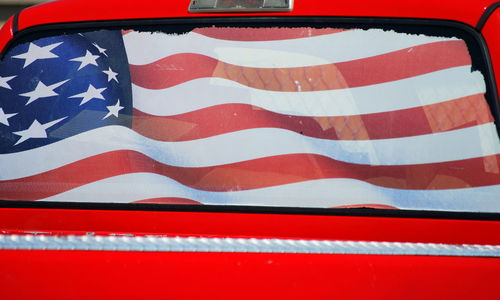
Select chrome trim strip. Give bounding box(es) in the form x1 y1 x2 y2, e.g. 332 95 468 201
1 234 499 257
188 0 294 13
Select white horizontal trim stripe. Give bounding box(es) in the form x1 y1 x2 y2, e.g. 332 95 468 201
1 235 499 257
40 173 500 212
124 29 454 67
133 67 485 117
1 124 499 180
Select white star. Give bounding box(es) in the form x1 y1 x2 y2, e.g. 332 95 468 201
0 75 16 89
103 67 119 83
19 79 69 105
93 43 108 57
0 108 17 126
12 42 62 68
13 117 67 146
69 84 106 105
70 50 99 70
103 99 124 119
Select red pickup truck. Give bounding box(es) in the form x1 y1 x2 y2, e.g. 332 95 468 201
0 0 500 299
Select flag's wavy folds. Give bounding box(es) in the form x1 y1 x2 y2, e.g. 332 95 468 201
1 27 499 212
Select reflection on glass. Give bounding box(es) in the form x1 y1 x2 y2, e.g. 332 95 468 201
0 27 499 212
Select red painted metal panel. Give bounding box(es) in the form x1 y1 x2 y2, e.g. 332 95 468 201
1 250 500 300
0 16 14 55
15 0 492 30
1 1 500 298
1 208 500 245
0 0 494 54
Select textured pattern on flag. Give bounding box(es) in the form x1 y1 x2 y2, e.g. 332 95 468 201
1 27 500 212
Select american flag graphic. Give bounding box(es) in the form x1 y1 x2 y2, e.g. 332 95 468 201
1 27 499 212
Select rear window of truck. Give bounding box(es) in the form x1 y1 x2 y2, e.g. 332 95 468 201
1 20 499 212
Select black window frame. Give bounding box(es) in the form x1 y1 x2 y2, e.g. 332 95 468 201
1 16 499 221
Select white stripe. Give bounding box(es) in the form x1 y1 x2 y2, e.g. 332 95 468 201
3 235 500 257
124 29 455 67
1 124 499 180
133 67 485 117
40 173 500 213
41 174 393 207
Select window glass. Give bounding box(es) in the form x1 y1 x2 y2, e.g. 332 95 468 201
1 26 499 212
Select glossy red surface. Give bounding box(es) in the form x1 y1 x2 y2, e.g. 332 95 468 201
0 16 14 53
0 0 495 54
15 0 494 30
1 0 500 298
1 208 500 245
2 250 500 300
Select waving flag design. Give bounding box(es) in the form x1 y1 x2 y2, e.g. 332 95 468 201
1 27 499 212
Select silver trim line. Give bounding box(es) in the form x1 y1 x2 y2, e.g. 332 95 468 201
1 234 500 257
188 0 294 13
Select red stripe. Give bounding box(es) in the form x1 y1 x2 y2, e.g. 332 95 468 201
332 204 398 209
2 151 498 201
130 40 470 91
192 27 347 41
132 94 492 141
136 200 397 208
121 29 133 35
